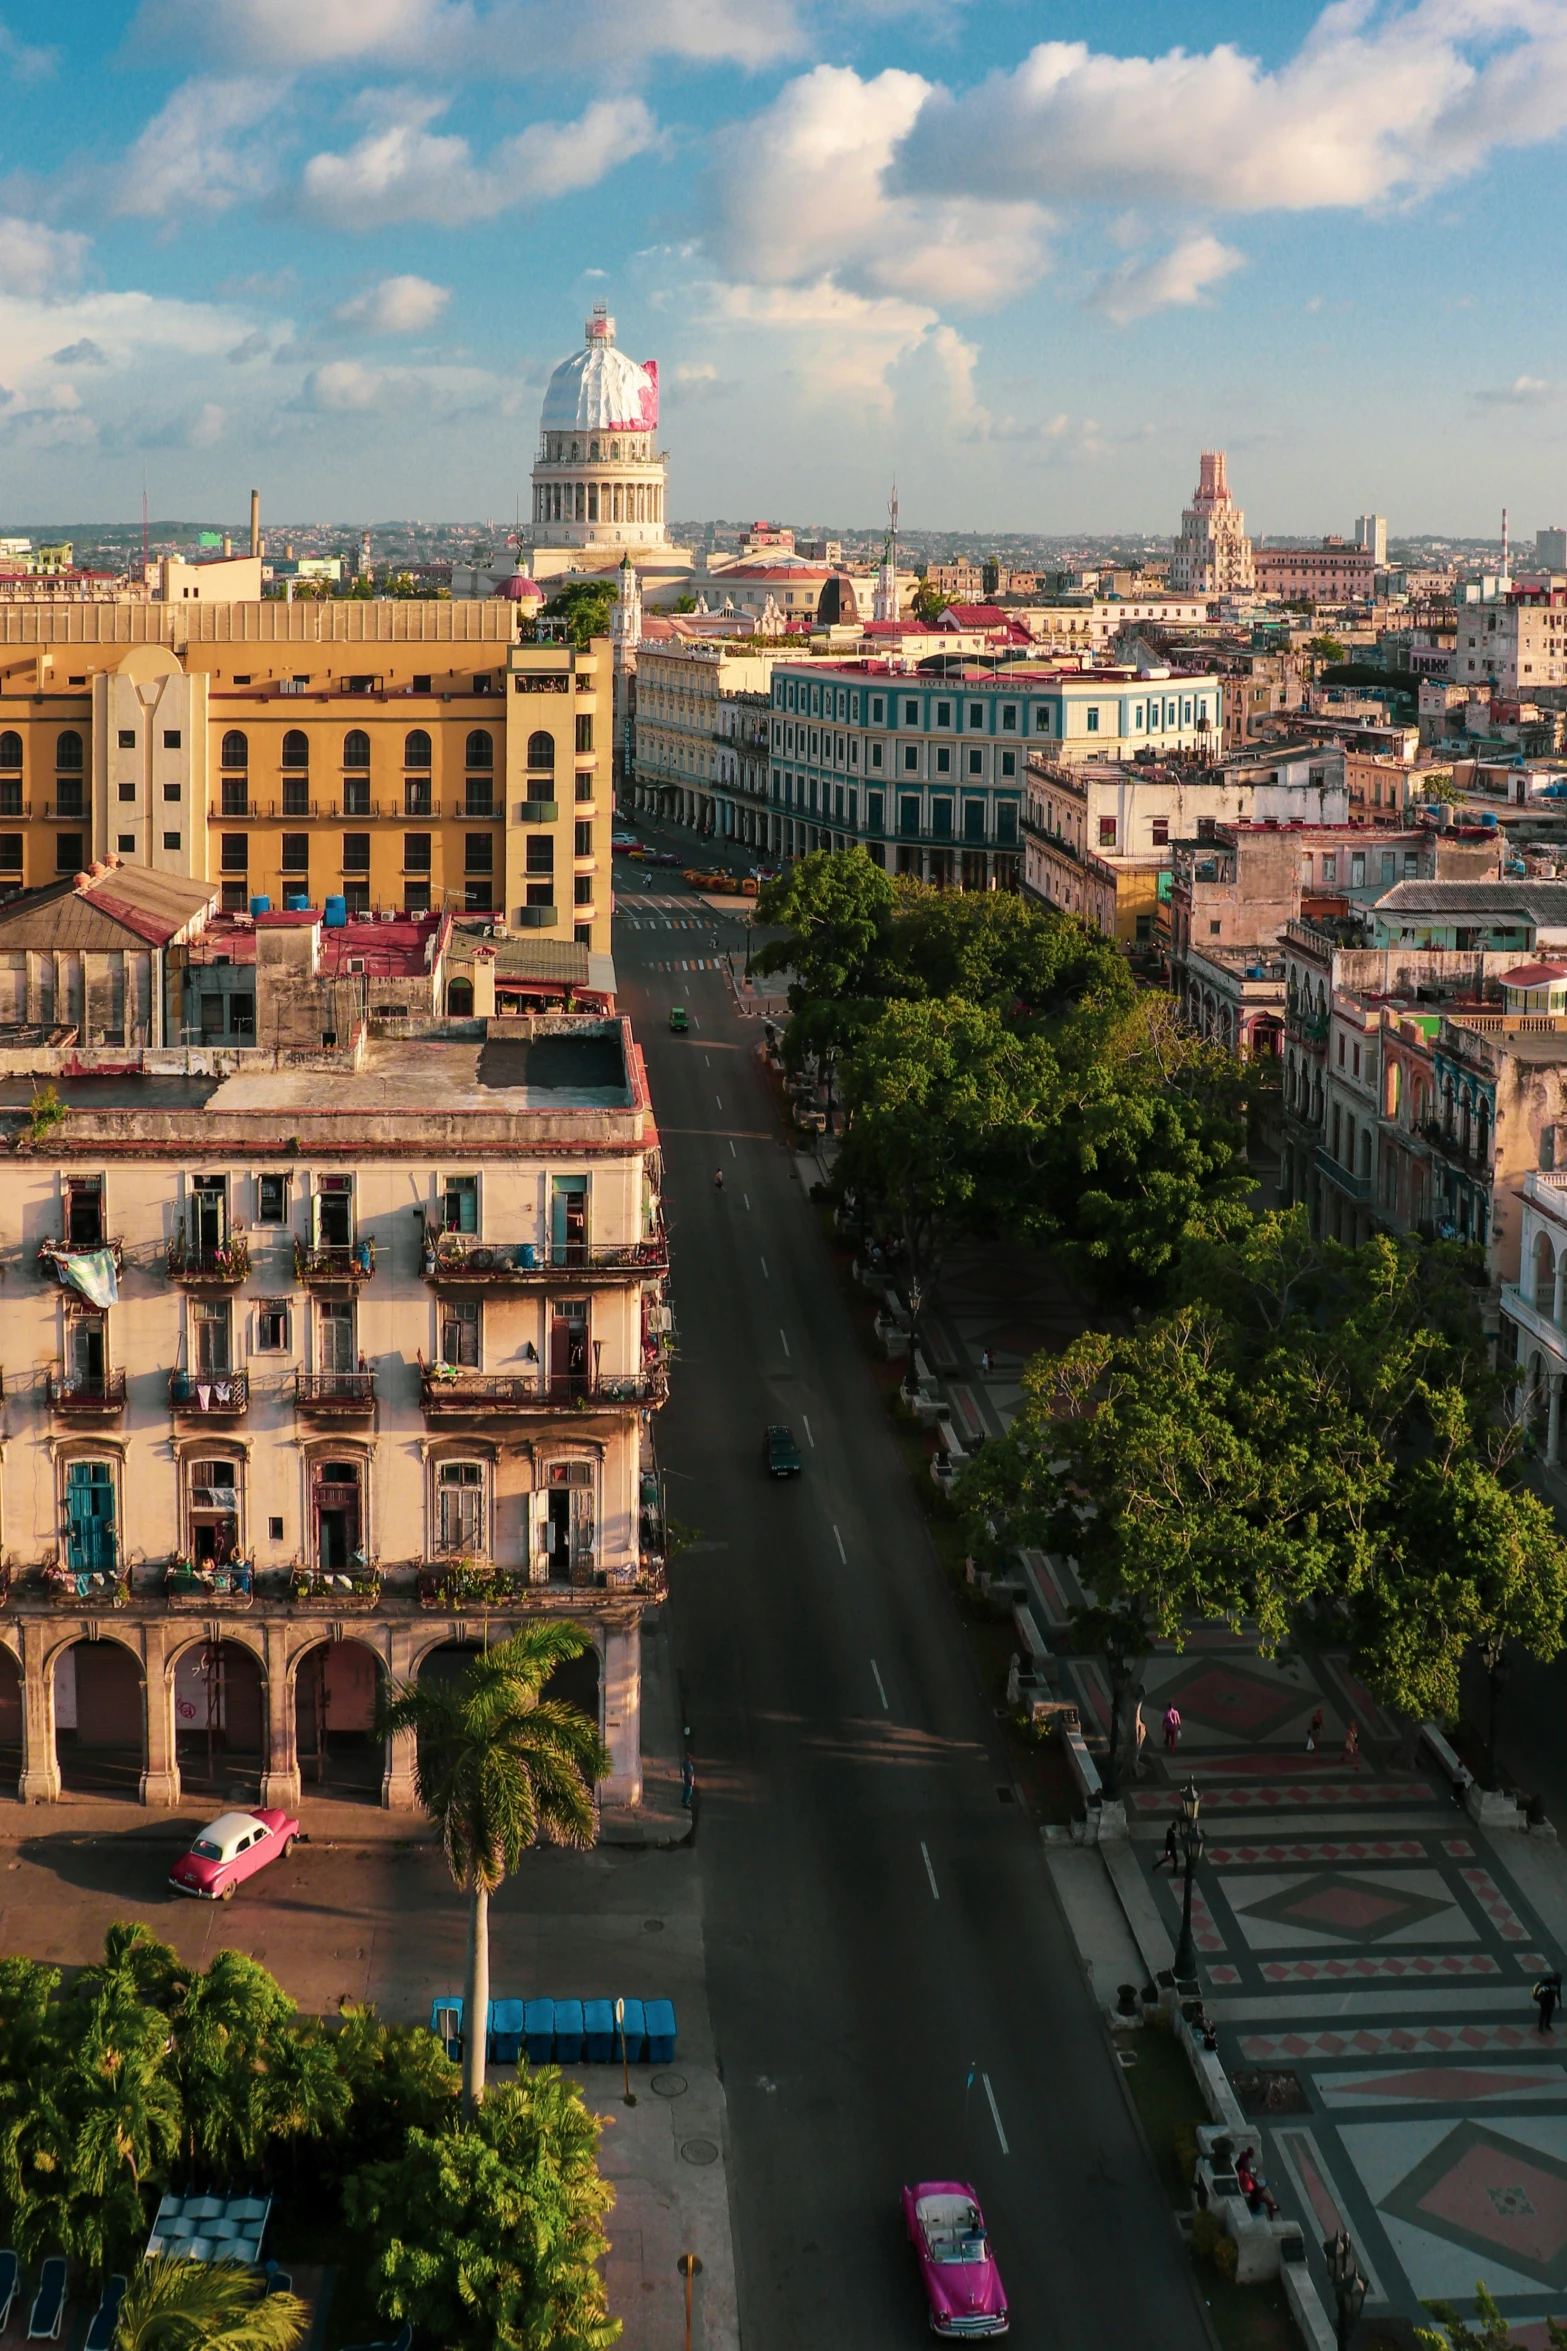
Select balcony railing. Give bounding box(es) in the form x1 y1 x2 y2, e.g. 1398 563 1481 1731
169 1369 250 1418
294 1240 376 1286
166 1236 251 1287
423 1230 668 1285
420 1364 668 1417
47 1368 127 1417
39 1235 123 1283
1314 1145 1372 1203
294 1371 376 1415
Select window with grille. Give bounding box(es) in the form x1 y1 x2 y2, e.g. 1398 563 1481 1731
440 1297 479 1367
437 1461 484 1553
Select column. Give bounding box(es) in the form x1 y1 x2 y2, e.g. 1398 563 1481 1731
1550 1374 1563 1471
140 1624 181 1806
259 1621 301 1808
17 1624 59 1804
383 1626 418 1811
601 1620 642 1808
1553 1248 1565 1329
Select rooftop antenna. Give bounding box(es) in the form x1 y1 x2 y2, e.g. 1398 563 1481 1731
141 468 149 579
1502 505 1510 584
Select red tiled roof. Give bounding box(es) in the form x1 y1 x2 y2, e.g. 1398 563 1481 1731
1500 961 1567 987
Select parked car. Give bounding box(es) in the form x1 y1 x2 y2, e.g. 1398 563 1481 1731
612 832 640 851
763 1424 802 1477
169 1808 301 1902
668 1006 689 1033
902 2182 1008 2336
649 850 680 866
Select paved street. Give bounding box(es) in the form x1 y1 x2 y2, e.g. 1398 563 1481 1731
613 840 1213 2350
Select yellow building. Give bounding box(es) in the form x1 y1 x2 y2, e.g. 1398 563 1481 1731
0 601 611 954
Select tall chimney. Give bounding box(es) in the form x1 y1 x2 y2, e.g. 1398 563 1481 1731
1502 506 1510 585
249 489 260 559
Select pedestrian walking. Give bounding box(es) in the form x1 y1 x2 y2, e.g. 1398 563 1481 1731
1153 1819 1180 1873
1133 1701 1149 1781
1342 1719 1360 1772
1163 1703 1182 1755
1535 1971 1562 2036
980 1348 993 1376
1306 1706 1323 1755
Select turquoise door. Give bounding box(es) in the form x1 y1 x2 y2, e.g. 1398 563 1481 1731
65 1462 116 1577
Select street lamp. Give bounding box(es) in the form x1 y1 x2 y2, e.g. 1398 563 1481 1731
1171 1779 1205 1985
1323 2229 1366 2351
677 2254 703 2351
615 1997 637 2107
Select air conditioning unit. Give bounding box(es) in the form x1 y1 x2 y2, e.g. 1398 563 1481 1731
347 958 366 974
492 920 508 938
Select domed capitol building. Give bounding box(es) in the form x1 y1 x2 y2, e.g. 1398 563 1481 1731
527 307 692 586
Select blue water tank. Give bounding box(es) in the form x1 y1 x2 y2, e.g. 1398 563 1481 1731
249 896 271 915
284 894 310 912
323 896 348 928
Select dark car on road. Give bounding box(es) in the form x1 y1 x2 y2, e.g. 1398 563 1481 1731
764 1424 802 1477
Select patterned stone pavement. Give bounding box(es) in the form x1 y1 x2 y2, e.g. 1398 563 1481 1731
1129 1641 1567 2335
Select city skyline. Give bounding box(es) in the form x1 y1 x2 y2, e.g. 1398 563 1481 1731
5 1 1567 529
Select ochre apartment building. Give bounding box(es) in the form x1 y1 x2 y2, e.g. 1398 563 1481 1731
0 600 611 953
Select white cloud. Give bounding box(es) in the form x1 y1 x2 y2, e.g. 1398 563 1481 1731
334 273 450 332
114 76 283 218
697 275 982 420
706 64 1052 309
1474 373 1566 408
50 338 107 366
294 353 505 414
897 4 1567 214
1090 233 1244 324
301 357 384 408
300 92 658 226
0 216 88 299
133 0 799 75
0 22 57 78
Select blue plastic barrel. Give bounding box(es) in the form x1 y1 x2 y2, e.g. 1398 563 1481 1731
617 1998 646 2063
284 894 310 911
518 1242 536 1269
523 1998 555 2064
249 895 271 916
323 895 348 928
428 1996 463 2062
643 1999 677 2064
583 1999 615 2062
552 1998 584 2063
489 1999 524 2065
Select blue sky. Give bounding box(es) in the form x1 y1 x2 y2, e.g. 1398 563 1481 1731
4 0 1567 534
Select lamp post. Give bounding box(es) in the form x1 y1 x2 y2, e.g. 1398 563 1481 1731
1171 1779 1205 1985
677 2254 703 2351
1323 2228 1366 2351
615 1997 637 2107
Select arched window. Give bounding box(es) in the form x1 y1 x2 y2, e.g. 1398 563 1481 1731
527 731 555 772
404 730 432 770
0 732 21 769
55 730 83 772
589 441 599 461
343 730 370 768
281 730 309 769
221 729 248 769
446 978 474 1017
465 729 493 770
610 441 620 460
570 440 580 461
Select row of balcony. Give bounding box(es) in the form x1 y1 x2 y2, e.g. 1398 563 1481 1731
37 1364 669 1424
41 1229 667 1294
209 799 509 823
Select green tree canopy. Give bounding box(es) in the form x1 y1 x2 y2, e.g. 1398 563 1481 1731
543 582 617 648
115 2257 309 2351
345 2075 618 2351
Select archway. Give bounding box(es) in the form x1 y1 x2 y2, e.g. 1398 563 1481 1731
0 1648 20 1792
54 1639 143 1796
293 1638 385 1802
1534 1231 1556 1319
418 1634 600 1729
174 1639 264 1802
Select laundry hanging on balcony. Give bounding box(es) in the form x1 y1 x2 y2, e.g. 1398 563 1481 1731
38 1242 119 1308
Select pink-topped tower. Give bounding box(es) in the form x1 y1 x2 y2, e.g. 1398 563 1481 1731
1170 449 1255 594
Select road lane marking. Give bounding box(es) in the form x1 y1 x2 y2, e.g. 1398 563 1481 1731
802 1416 813 1446
779 1328 790 1356
715 1093 723 1109
760 1255 769 1279
744 1192 751 1210
870 1659 889 1711
983 2075 1009 2156
729 1138 737 1158
833 1524 847 1563
921 1842 940 1902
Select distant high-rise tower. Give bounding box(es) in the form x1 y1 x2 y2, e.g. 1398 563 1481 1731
1170 451 1254 594
873 484 901 623
1538 526 1567 574
1354 513 1387 565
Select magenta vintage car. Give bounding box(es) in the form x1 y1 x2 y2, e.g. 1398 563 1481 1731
902 2181 1009 2336
169 1808 300 1901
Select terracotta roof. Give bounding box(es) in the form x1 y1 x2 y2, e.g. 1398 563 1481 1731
1500 962 1567 986
0 860 215 951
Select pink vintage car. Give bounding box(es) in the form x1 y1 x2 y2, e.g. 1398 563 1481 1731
169 1808 300 1901
902 2181 1009 2336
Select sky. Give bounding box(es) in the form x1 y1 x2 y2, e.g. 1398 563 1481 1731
5 0 1567 535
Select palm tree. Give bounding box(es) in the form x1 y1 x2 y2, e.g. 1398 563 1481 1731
115 2258 308 2350
379 1624 609 2116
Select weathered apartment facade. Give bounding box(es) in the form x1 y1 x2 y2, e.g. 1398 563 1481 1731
0 919 668 1816
0 601 611 954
